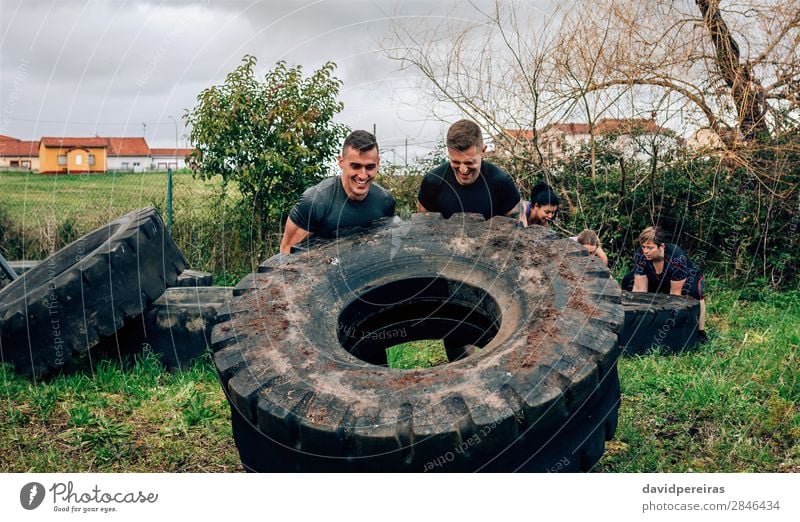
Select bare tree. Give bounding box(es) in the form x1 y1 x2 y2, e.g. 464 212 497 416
383 0 800 282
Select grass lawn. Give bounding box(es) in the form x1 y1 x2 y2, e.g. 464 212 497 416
0 279 797 472
0 170 223 230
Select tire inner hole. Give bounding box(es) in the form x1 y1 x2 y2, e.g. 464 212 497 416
337 276 501 367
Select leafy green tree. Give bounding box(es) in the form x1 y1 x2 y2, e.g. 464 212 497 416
186 55 348 242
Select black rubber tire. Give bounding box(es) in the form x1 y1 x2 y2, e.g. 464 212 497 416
618 291 700 356
0 208 186 379
8 260 38 275
142 286 233 370
175 269 213 288
212 213 623 472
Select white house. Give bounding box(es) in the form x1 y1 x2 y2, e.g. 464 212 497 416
498 118 678 163
105 137 150 172
149 148 194 170
0 136 40 171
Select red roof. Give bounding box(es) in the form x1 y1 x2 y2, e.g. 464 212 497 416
40 137 109 148
0 140 40 157
150 148 194 157
502 129 536 141
594 118 665 134
541 119 667 136
542 122 592 135
0 134 20 141
106 137 150 156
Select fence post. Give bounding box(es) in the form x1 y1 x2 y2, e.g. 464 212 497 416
166 167 173 230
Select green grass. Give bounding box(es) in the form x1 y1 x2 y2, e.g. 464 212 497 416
0 170 222 226
386 339 448 369
0 170 261 281
0 269 797 472
596 280 800 472
0 352 240 472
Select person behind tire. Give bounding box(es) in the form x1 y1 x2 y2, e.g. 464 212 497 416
621 226 708 342
417 119 521 220
280 130 396 254
519 182 559 228
574 229 609 266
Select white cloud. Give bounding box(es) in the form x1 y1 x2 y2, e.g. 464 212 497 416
0 0 515 155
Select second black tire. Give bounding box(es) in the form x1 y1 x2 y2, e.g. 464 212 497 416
0 208 186 378
618 291 700 355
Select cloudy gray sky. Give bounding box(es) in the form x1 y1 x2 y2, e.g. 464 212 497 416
0 0 536 161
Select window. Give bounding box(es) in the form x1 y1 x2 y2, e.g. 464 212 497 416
58 155 67 166
75 154 83 165
122 161 129 169
88 154 95 166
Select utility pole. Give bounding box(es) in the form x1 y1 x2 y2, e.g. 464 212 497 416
166 116 179 231
405 138 408 166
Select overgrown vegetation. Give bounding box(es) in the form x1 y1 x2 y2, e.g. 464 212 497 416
492 133 800 288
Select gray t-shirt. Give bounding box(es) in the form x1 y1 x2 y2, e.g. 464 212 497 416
289 176 396 236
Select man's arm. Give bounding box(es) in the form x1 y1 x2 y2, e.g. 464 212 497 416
417 200 429 213
632 274 649 292
594 245 609 266
670 278 686 296
279 216 311 254
504 198 522 218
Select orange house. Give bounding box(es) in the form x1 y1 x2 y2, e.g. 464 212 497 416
39 137 108 174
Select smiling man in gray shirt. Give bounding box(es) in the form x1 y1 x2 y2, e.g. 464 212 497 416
279 130 396 253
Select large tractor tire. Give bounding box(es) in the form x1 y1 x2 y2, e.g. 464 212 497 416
618 291 700 356
0 208 186 379
212 214 623 472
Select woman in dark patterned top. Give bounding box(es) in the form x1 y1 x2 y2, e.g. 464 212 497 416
621 226 707 342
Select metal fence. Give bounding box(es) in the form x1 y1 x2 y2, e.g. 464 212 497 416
0 168 263 282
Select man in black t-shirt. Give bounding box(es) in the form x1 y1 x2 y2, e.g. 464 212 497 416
279 130 396 253
621 226 708 342
416 120 520 362
417 120 520 220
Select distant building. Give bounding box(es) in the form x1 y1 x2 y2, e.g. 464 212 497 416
149 148 194 170
0 136 40 170
685 127 727 151
106 137 150 172
0 134 195 174
498 118 677 162
38 137 108 174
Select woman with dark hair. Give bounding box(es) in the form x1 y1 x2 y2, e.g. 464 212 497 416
520 182 560 227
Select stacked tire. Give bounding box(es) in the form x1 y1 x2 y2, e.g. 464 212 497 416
0 208 186 379
212 214 624 472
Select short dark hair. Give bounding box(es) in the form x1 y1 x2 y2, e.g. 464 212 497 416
342 130 379 154
531 182 560 207
639 226 667 246
446 119 483 151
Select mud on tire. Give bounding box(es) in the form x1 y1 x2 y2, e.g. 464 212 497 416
0 208 186 378
212 213 623 472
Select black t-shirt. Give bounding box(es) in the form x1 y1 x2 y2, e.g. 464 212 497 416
289 176 396 236
633 243 701 286
417 160 520 219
